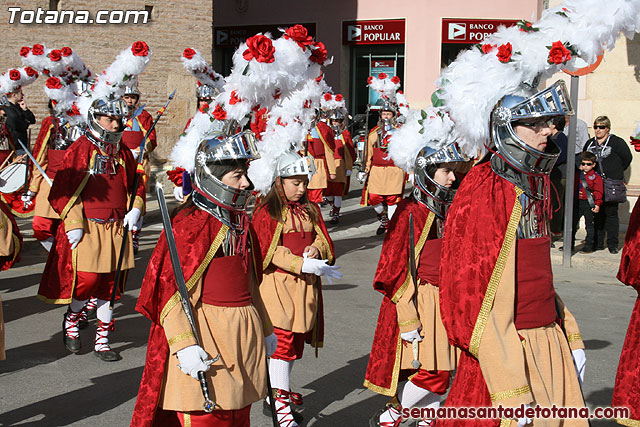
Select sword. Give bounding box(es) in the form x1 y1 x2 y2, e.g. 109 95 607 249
408 213 421 370
156 182 220 413
109 90 176 310
16 139 52 187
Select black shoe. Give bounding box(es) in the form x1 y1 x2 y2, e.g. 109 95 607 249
581 246 594 253
376 225 386 235
330 216 339 225
609 247 619 254
595 245 605 251
62 314 81 353
94 349 120 362
262 399 303 423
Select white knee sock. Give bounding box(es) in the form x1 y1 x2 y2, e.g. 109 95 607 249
269 358 292 391
70 298 88 313
333 196 342 208
400 381 432 409
95 299 113 351
388 204 398 219
96 299 113 324
379 402 402 424
40 237 54 252
373 204 384 215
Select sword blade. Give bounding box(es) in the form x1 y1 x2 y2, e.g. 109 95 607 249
15 139 52 187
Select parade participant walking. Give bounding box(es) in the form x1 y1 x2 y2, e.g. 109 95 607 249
37 41 151 362
306 105 337 205
360 74 406 235
612 123 640 426
365 107 467 427
0 198 23 360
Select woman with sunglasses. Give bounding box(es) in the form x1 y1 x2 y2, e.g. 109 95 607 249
583 116 633 253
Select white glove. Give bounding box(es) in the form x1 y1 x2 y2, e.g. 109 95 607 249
123 207 142 231
400 328 423 343
21 190 35 208
264 333 278 357
176 345 210 379
357 171 367 183
346 169 352 177
301 254 343 284
571 348 586 386
408 173 415 185
173 185 184 202
66 228 84 250
517 403 533 426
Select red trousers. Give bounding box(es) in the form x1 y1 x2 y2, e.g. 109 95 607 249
32 216 60 241
325 181 345 197
271 327 306 361
74 271 116 301
410 369 451 395
307 189 323 204
177 405 251 426
368 193 401 206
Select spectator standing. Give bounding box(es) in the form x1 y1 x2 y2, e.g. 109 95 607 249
550 116 568 235
572 152 603 253
3 88 35 151
584 116 633 253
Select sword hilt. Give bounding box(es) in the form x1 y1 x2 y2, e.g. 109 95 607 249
198 371 217 413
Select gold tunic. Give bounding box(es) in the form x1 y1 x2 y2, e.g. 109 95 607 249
365 131 405 195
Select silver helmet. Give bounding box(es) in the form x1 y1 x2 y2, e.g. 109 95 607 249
192 128 259 214
489 79 573 199
86 96 128 148
414 142 468 219
328 109 347 132
276 150 316 178
196 83 218 99
123 79 141 97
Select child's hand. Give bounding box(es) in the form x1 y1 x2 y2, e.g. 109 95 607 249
592 205 600 213
303 246 320 259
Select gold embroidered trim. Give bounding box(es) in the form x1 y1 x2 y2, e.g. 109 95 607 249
35 125 52 164
390 211 435 304
314 223 334 264
183 412 191 427
398 318 420 327
490 384 531 402
64 219 84 227
160 224 229 325
167 331 195 347
11 234 21 263
60 151 96 220
469 186 524 358
617 418 640 426
566 333 583 343
263 207 287 270
363 333 403 396
289 256 302 274
499 419 513 427
0 213 5 231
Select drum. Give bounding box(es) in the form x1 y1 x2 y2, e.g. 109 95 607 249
0 163 27 194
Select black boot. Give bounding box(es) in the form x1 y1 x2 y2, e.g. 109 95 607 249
62 308 81 353
376 213 389 235
329 207 340 224
94 319 119 362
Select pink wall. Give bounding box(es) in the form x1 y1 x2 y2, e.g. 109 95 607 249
214 0 542 109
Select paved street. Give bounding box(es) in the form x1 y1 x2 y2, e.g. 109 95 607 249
0 188 635 426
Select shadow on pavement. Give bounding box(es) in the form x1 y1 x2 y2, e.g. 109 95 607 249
332 234 383 259
584 339 611 351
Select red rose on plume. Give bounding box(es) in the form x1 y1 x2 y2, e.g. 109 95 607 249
324 93 333 101
8 69 21 81
367 76 373 84
243 35 275 63
32 44 44 55
212 104 227 120
277 117 287 127
229 91 243 105
315 72 324 83
69 104 81 116
496 43 513 63
303 100 312 109
49 49 62 62
310 41 327 65
25 67 37 78
199 102 209 113
131 41 149 57
284 24 313 49
183 48 196 60
391 76 400 84
42 69 50 75
61 47 73 57
46 76 63 89
378 72 388 79
481 43 496 54
251 107 268 140
547 41 572 65
19 46 30 57
335 94 343 102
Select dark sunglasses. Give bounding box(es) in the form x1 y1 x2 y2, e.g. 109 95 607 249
593 125 608 129
514 118 552 129
581 162 594 166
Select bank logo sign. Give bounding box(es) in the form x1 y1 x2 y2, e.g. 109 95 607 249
348 25 362 42
448 23 466 40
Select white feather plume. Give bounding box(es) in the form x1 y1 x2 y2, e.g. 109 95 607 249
181 48 225 92
0 67 39 96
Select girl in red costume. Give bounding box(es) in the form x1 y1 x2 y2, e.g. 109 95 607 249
365 138 468 427
132 131 277 427
252 151 341 427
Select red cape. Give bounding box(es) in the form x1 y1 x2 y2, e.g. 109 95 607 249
37 135 146 304
32 116 55 167
612 201 640 422
438 162 521 427
131 208 263 427
251 203 334 348
364 197 437 396
0 200 22 271
340 130 357 163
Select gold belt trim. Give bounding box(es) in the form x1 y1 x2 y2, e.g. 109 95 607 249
490 384 531 402
167 331 195 347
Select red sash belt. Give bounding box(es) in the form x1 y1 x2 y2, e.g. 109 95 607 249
82 171 127 221
121 130 144 150
275 231 314 274
372 147 395 167
417 238 442 287
514 237 556 330
46 149 66 179
202 255 252 307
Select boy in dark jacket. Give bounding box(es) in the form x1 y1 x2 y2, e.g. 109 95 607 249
573 151 603 252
